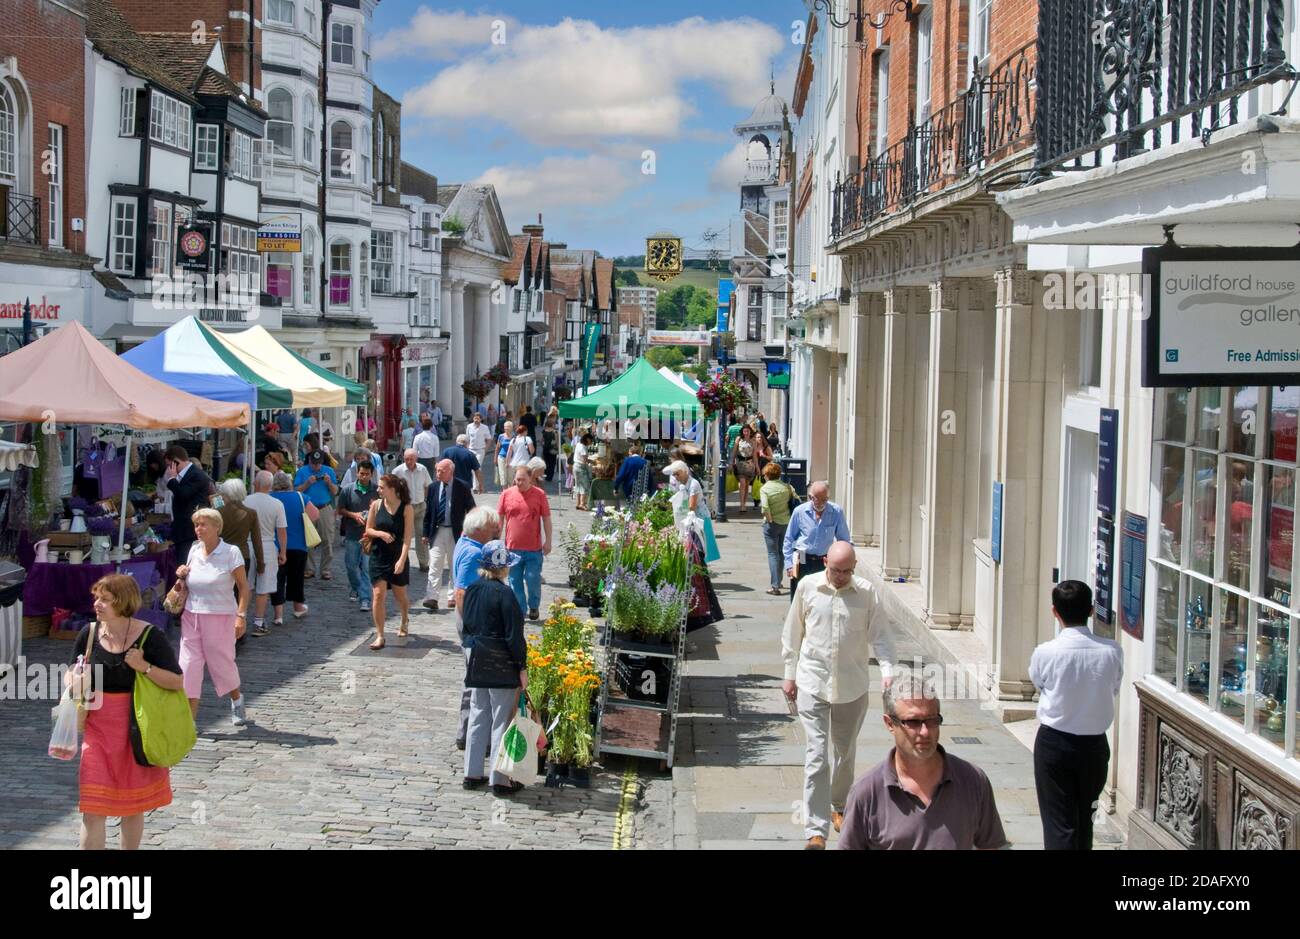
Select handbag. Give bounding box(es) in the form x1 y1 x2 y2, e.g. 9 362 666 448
492 692 541 786
301 493 322 549
129 625 197 768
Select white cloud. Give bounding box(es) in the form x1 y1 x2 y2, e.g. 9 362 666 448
474 155 646 225
402 16 785 146
708 141 748 194
374 8 517 61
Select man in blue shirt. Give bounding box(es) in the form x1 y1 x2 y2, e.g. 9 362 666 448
450 505 501 749
294 449 339 579
782 481 850 602
442 433 482 491
614 443 649 505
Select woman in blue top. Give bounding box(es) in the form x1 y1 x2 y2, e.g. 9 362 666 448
269 472 310 623
495 421 514 490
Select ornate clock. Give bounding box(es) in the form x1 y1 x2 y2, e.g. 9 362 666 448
645 235 683 283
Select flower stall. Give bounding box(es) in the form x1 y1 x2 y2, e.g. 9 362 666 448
526 600 601 787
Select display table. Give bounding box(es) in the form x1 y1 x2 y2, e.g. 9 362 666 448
21 549 176 617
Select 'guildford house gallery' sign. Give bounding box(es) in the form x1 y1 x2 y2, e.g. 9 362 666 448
1143 244 1300 387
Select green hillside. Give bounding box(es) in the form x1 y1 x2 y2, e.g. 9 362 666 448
629 268 722 294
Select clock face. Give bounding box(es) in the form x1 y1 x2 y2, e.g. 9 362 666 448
647 238 681 272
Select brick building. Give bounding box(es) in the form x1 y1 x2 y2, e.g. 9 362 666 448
0 0 95 348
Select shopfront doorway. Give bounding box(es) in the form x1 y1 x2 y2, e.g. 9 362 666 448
1060 424 1099 588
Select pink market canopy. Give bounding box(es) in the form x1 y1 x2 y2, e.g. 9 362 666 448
0 321 248 429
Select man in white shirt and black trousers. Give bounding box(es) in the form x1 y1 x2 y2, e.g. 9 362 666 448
1029 579 1124 850
782 540 896 850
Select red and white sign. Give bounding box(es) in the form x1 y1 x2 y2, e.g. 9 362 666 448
647 329 711 347
0 295 63 322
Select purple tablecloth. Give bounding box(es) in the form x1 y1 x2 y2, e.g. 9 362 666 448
22 549 176 617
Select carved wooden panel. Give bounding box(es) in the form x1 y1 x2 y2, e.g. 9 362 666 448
1233 775 1292 850
1155 722 1206 849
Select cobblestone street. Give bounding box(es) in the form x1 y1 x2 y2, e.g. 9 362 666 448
0 482 673 850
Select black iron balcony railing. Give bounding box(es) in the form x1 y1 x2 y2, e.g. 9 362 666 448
1035 0 1295 174
832 43 1035 240
0 191 41 245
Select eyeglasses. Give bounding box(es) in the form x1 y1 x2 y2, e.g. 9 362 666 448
826 565 856 575
887 715 944 731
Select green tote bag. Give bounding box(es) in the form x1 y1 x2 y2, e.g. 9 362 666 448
129 626 197 768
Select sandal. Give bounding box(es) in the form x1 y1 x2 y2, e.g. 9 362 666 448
322 572 333 581
398 621 409 639
303 570 315 579
369 636 386 651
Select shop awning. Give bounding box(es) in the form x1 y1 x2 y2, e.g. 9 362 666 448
558 357 700 421
0 321 248 429
202 323 365 407
121 316 264 412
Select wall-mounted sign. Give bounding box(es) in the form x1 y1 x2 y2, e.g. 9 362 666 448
647 329 711 347
766 360 791 389
177 223 211 272
1143 244 1300 386
257 212 302 253
0 295 65 324
718 279 733 333
991 482 1004 564
1095 513 1115 631
1119 511 1147 640
1098 407 1119 518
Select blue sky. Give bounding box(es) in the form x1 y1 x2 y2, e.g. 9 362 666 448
372 2 804 257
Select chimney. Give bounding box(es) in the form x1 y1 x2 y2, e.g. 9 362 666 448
550 242 567 249
521 213 544 239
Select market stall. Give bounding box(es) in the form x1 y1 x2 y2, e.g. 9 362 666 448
0 321 248 640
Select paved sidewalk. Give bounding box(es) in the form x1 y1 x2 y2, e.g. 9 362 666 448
673 502 1046 850
0 479 671 850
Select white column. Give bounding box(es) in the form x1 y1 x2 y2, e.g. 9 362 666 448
450 282 467 420
848 292 883 545
435 282 454 411
879 287 929 579
473 286 493 376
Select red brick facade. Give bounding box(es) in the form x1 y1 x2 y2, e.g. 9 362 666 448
0 0 89 255
109 0 262 96
854 0 1038 160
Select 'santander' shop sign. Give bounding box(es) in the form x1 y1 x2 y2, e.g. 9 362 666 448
1143 244 1300 386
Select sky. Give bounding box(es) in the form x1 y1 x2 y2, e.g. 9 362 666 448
371 1 805 259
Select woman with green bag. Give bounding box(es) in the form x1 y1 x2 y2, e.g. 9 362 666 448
65 574 185 850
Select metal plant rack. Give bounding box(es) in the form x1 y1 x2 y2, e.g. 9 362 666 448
593 481 690 770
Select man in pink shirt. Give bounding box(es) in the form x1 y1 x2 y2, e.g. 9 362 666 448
496 465 552 620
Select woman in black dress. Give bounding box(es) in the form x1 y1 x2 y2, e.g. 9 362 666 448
364 474 414 650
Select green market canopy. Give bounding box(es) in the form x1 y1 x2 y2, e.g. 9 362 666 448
559 357 700 422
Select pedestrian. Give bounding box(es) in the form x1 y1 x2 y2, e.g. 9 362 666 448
365 473 414 650
176 508 252 725
494 421 514 488
161 445 212 565
542 412 559 482
759 461 796 595
782 481 850 602
244 470 287 635
495 408 511 437
269 472 310 622
276 408 299 460
413 414 441 479
465 413 493 494
337 460 378 612
838 670 1009 850
527 456 547 489
782 541 896 850
1029 580 1124 851
487 402 497 427
451 507 501 749
766 424 782 457
460 539 529 797
299 409 316 451
294 450 339 580
340 446 383 488
614 443 649 504
725 412 745 454
497 465 552 620
216 478 265 591
401 412 417 452
510 420 538 467
757 411 769 439
728 424 760 513
664 461 720 562
394 449 434 573
67 575 184 850
422 459 475 611
520 404 538 439
442 433 482 492
573 431 593 512
430 399 445 436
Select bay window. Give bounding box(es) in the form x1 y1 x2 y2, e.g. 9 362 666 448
330 121 352 180
148 91 191 150
195 124 219 170
266 89 294 159
266 251 293 302
266 0 294 26
330 241 351 305
302 229 315 306
331 22 354 66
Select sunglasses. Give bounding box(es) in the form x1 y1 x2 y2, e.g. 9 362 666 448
887 714 944 732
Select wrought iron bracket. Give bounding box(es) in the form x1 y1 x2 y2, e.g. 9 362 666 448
1162 225 1178 247
811 0 914 31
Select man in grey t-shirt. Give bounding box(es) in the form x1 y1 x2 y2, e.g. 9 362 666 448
838 670 1008 850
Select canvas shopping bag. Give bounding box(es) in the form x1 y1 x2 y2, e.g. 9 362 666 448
492 693 542 786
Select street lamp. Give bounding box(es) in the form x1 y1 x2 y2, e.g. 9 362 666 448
812 0 915 30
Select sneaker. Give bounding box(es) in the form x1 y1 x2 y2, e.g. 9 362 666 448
348 591 359 602
251 622 271 638
273 618 284 627
359 601 371 613
292 605 309 619
462 776 489 790
231 698 247 726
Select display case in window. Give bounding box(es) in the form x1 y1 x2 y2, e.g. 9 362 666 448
1215 588 1247 726
1254 605 1290 748
1152 565 1180 683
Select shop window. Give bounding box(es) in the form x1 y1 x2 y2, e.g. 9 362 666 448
1150 386 1299 751
266 251 293 302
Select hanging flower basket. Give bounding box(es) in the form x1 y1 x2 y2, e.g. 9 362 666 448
483 361 512 387
462 377 494 401
696 373 752 419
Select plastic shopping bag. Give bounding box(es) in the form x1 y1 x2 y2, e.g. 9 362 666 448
49 687 80 761
492 693 541 786
726 471 738 493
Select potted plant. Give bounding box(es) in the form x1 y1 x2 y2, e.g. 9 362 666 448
609 565 689 647
524 600 600 787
